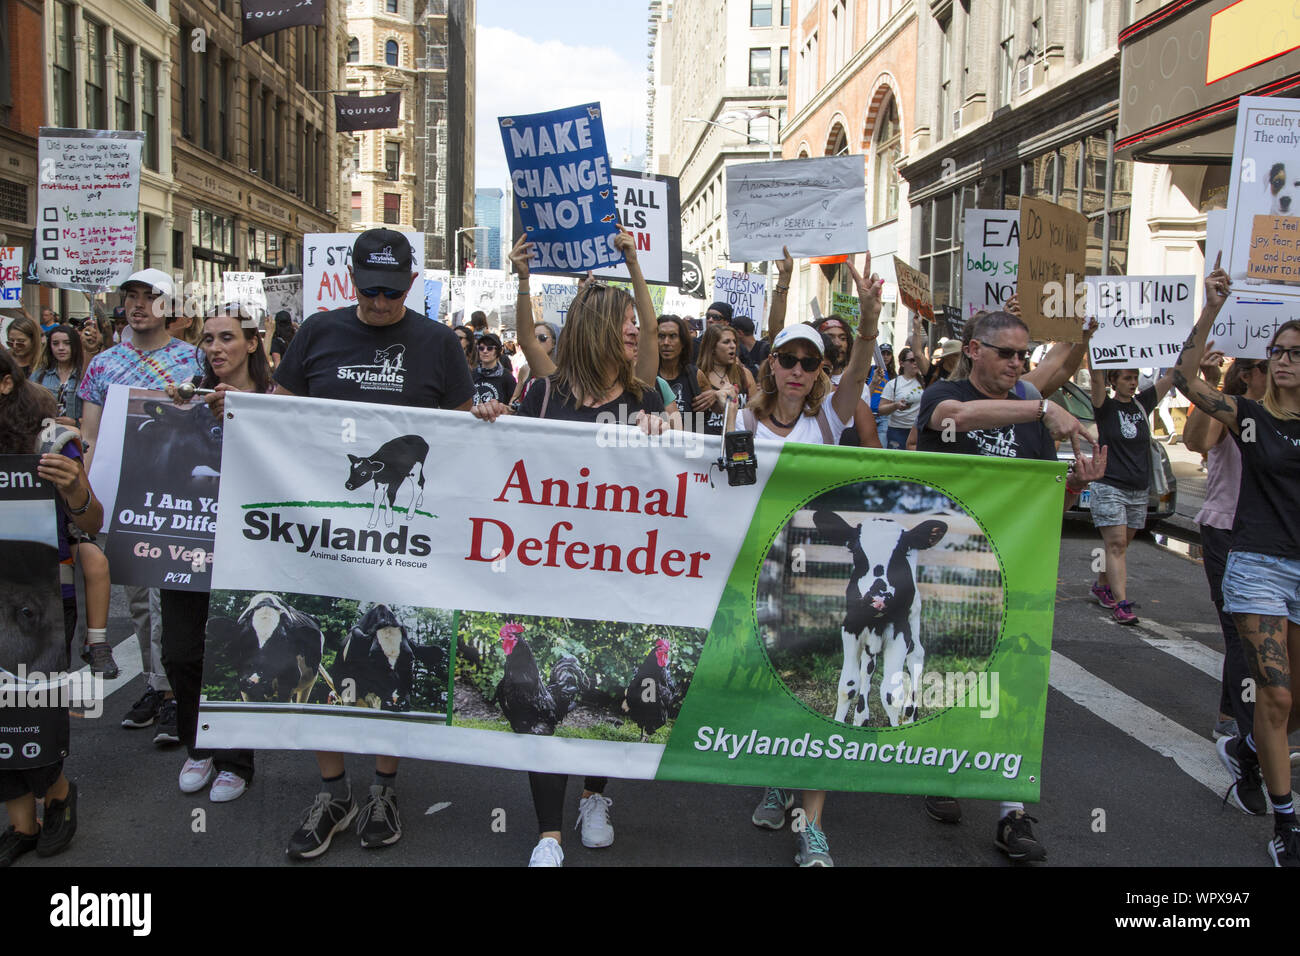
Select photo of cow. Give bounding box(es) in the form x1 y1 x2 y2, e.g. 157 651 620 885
118 395 223 503
202 591 452 717
756 481 1004 729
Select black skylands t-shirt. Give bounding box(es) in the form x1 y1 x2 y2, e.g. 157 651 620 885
1232 396 1300 559
1094 385 1158 491
472 364 517 406
916 378 1057 461
274 306 473 409
517 377 665 424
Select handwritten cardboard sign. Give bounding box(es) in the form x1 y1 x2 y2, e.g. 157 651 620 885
1017 197 1087 343
1246 214 1300 282
303 232 424 316
725 155 868 261
222 271 267 322
36 128 144 293
539 279 579 327
963 210 1019 318
892 257 934 320
1084 276 1196 369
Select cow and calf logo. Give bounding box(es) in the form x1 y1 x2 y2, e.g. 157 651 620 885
345 435 430 528
337 343 407 393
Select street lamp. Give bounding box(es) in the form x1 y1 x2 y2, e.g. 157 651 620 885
454 225 487 277
685 112 777 161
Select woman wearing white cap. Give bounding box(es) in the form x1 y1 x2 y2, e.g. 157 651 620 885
744 254 884 867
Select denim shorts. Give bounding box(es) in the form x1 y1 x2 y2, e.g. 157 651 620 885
1222 551 1300 623
1089 481 1148 529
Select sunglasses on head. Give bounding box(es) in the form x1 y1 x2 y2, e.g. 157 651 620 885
358 287 405 300
774 352 822 373
978 339 1030 362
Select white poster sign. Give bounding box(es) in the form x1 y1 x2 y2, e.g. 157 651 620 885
713 269 767 322
1084 276 1197 369
962 210 1019 318
263 275 303 327
304 232 424 317
1224 96 1300 297
725 155 868 261
464 268 518 330
539 279 579 327
222 271 267 321
1205 207 1295 358
36 128 144 293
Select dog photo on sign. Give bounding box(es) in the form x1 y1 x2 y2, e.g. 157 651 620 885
756 481 1004 729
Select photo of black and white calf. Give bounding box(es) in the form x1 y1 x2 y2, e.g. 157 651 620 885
344 434 429 529
756 481 1004 728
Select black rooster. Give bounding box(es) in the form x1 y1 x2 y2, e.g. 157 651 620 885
493 623 589 736
621 638 676 741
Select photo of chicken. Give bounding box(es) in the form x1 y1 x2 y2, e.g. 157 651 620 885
493 622 590 736
621 638 677 741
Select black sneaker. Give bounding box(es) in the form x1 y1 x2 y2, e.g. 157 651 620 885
995 809 1047 862
1217 734 1267 815
357 785 402 848
153 698 179 746
0 826 40 867
80 642 119 679
121 687 163 728
286 791 357 860
924 795 962 824
37 782 77 858
1269 825 1300 867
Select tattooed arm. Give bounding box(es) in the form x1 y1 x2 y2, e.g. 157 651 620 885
1173 258 1240 433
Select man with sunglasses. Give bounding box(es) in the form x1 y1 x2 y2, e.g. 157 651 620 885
273 228 473 860
915 308 1106 862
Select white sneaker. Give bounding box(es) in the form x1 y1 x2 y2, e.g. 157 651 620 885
178 757 215 794
576 793 614 848
528 836 564 867
209 771 248 803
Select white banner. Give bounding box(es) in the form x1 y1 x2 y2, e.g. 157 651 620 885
304 232 424 317
1084 276 1197 369
36 128 144 293
0 247 21 306
962 210 1019 319
713 269 767 322
725 155 868 261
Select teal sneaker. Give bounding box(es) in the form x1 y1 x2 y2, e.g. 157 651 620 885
795 821 833 867
751 787 794 829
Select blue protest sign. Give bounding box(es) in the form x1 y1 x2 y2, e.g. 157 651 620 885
499 102 623 275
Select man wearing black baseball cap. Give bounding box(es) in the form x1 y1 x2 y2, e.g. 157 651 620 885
273 228 473 859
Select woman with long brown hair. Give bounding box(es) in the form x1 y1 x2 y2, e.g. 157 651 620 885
32 324 85 428
5 311 45 376
695 321 755 434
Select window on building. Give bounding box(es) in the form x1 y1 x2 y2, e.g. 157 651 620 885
261 89 272 181
749 48 771 87
347 36 359 63
937 14 951 142
797 32 817 109
385 40 398 66
274 99 283 188
53 2 76 128
295 115 305 194
751 0 772 27
999 1 1015 108
219 57 232 160
1082 0 1105 60
873 96 901 224
198 45 211 150
141 55 159 170
352 191 363 224
84 18 107 130
247 80 259 173
386 0 398 12
353 137 361 171
385 142 400 180
828 0 852 74
779 47 789 86
114 37 134 132
384 193 401 224
191 207 236 313
781 0 791 26
180 23 193 139
248 227 283 269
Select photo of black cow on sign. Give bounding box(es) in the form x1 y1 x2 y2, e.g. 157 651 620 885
120 395 223 499
756 481 1004 728
344 434 430 529
201 591 453 716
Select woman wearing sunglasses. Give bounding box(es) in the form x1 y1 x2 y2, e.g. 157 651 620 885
1086 357 1176 626
1184 349 1268 812
878 347 924 450
1175 259 1300 866
471 332 517 407
510 321 560 405
745 254 883 867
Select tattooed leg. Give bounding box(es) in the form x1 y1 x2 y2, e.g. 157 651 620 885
1235 614 1293 795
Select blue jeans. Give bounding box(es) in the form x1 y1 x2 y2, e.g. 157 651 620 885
886 426 912 450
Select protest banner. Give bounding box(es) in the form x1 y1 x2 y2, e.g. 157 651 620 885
198 393 1064 799
1224 95 1300 297
0 247 21 306
241 0 324 43
0 455 71 768
1203 207 1294 358
713 269 766 322
36 128 144 293
303 232 424 317
539 279 579 326
463 268 518 330
222 272 267 322
500 102 622 274
963 210 1019 318
725 155 869 261
892 257 934 320
1017 197 1088 343
262 274 303 327
1083 276 1196 369
88 386 219 592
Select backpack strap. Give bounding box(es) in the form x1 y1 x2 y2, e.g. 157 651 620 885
540 376 552 419
815 407 835 445
740 407 756 432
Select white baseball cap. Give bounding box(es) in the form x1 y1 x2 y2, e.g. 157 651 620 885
119 268 174 298
772 324 825 356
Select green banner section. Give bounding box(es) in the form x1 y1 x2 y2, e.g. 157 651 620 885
659 443 1064 801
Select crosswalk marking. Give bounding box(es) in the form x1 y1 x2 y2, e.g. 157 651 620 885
1133 618 1224 681
72 638 143 700
1049 651 1230 797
